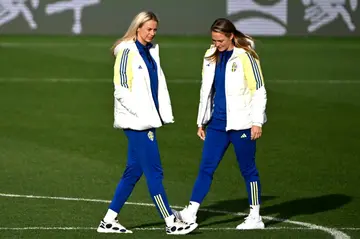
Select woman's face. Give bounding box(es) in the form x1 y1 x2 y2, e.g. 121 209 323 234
211 31 234 52
137 20 158 45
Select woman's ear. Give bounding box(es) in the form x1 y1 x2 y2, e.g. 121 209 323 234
230 33 234 41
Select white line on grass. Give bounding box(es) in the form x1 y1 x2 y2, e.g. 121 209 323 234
0 227 359 231
0 226 358 231
0 77 359 84
0 193 350 239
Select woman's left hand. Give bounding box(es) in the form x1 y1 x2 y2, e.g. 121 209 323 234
251 126 262 140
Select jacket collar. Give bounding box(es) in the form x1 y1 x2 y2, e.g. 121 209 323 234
230 47 246 60
204 45 246 61
113 40 158 56
135 40 153 52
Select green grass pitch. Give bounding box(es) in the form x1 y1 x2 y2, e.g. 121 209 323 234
0 35 359 238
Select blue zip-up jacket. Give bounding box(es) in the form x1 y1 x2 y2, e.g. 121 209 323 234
210 49 233 130
135 40 159 112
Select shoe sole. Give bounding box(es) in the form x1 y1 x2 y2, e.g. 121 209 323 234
97 228 133 233
236 224 265 230
166 223 198 235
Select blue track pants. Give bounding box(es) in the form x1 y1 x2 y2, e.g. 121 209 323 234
109 129 172 218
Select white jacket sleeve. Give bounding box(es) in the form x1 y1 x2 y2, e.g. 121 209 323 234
197 55 215 127
113 47 138 116
159 66 175 123
197 57 208 127
241 52 267 126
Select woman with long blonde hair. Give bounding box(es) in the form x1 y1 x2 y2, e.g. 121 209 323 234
97 11 198 235
174 18 267 230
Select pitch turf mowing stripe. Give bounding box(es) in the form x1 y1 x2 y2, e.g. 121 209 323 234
0 226 358 231
0 192 351 239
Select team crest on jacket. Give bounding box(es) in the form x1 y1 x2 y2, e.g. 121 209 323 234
231 62 237 72
148 131 154 141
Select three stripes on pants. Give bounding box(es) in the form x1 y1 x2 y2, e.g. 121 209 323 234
250 181 260 205
154 194 170 218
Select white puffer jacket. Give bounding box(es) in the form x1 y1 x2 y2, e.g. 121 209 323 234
197 46 267 131
112 41 174 130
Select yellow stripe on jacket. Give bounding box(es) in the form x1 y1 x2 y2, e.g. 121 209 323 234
114 48 135 91
240 52 264 95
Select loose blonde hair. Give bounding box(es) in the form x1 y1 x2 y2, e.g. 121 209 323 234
206 18 258 62
111 11 159 52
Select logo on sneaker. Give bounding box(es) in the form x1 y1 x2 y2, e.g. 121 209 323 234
241 133 247 138
148 131 154 141
138 65 142 69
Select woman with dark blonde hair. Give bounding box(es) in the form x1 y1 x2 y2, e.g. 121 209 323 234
174 18 267 230
97 11 197 235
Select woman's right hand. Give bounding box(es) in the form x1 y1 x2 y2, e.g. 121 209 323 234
197 127 206 141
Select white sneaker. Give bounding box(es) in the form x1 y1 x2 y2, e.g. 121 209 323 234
166 218 198 235
172 207 197 224
236 215 265 230
97 218 133 233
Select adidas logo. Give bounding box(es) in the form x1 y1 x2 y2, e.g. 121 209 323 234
241 133 247 138
138 65 142 69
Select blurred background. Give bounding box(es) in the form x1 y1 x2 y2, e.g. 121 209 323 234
1 0 360 36
1 1 360 238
